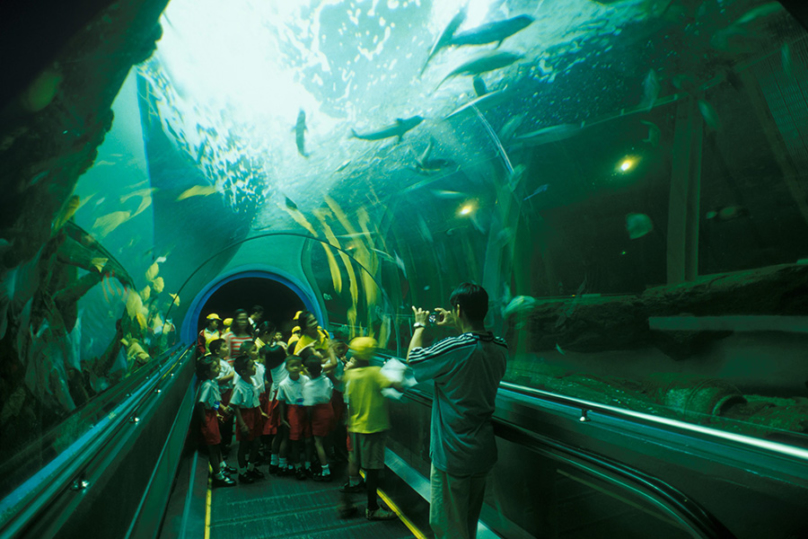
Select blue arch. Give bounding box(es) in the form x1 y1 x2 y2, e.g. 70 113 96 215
181 264 323 344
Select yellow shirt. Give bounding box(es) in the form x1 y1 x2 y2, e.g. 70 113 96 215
343 366 393 433
293 328 330 355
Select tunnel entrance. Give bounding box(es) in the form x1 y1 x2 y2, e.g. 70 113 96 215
196 277 306 337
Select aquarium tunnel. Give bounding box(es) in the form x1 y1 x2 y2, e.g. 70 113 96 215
2 0 808 537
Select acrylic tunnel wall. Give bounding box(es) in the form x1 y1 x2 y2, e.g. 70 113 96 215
2 0 808 522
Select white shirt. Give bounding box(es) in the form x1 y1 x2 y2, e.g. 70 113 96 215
217 358 235 390
270 362 288 394
254 363 267 395
230 376 261 408
277 375 309 406
198 379 222 410
303 375 333 406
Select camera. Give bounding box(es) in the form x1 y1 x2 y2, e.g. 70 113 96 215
428 312 439 325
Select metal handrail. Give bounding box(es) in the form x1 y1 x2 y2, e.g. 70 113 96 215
496 381 808 464
0 343 193 537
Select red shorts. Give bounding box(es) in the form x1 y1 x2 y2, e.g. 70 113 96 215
310 403 335 437
287 404 311 441
331 390 345 424
263 398 281 435
201 409 221 445
235 406 261 441
220 387 233 407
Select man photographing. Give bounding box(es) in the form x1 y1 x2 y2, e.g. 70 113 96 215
407 282 508 539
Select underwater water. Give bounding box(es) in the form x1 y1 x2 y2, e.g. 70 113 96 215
2 0 808 502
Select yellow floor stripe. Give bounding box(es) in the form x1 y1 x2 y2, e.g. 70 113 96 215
360 470 428 539
205 475 212 539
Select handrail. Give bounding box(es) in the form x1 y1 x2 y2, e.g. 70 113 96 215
0 343 193 537
491 417 735 539
496 381 808 464
395 382 735 539
376 350 808 464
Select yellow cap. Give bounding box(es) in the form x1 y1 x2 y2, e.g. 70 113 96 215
293 311 303 321
223 318 233 327
206 313 221 320
349 337 377 360
292 326 301 334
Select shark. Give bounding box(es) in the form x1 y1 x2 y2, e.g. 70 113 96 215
351 116 424 142
435 51 522 91
450 15 534 48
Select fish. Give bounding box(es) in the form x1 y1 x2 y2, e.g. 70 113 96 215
449 15 534 48
351 116 424 142
53 195 80 232
640 69 660 111
155 256 167 264
420 7 467 77
734 2 782 25
640 120 661 147
698 99 721 130
626 213 653 239
413 138 456 172
177 185 217 201
512 123 582 147
502 295 536 318
499 113 526 142
555 343 565 355
507 164 527 192
27 170 50 189
92 211 130 236
524 184 549 201
782 43 793 79
294 109 309 157
472 76 487 96
706 206 748 221
431 189 466 199
336 159 352 172
284 196 298 211
444 88 512 119
435 51 523 91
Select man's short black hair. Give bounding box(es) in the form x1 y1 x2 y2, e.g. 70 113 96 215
251 305 264 315
449 282 488 322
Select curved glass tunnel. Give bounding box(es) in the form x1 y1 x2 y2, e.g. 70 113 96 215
1 0 808 537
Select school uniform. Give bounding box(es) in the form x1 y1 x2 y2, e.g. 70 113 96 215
230 376 261 441
198 379 223 445
263 361 288 435
304 375 334 438
278 375 311 441
216 358 235 405
255 363 268 429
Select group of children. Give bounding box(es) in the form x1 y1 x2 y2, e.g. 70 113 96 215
193 309 403 520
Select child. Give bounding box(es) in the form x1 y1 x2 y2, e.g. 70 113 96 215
230 354 265 484
210 339 235 453
303 356 335 481
261 344 289 474
342 337 401 520
241 340 269 459
196 357 236 487
197 313 222 356
277 356 311 480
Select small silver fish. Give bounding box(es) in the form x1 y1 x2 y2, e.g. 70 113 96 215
640 69 660 111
